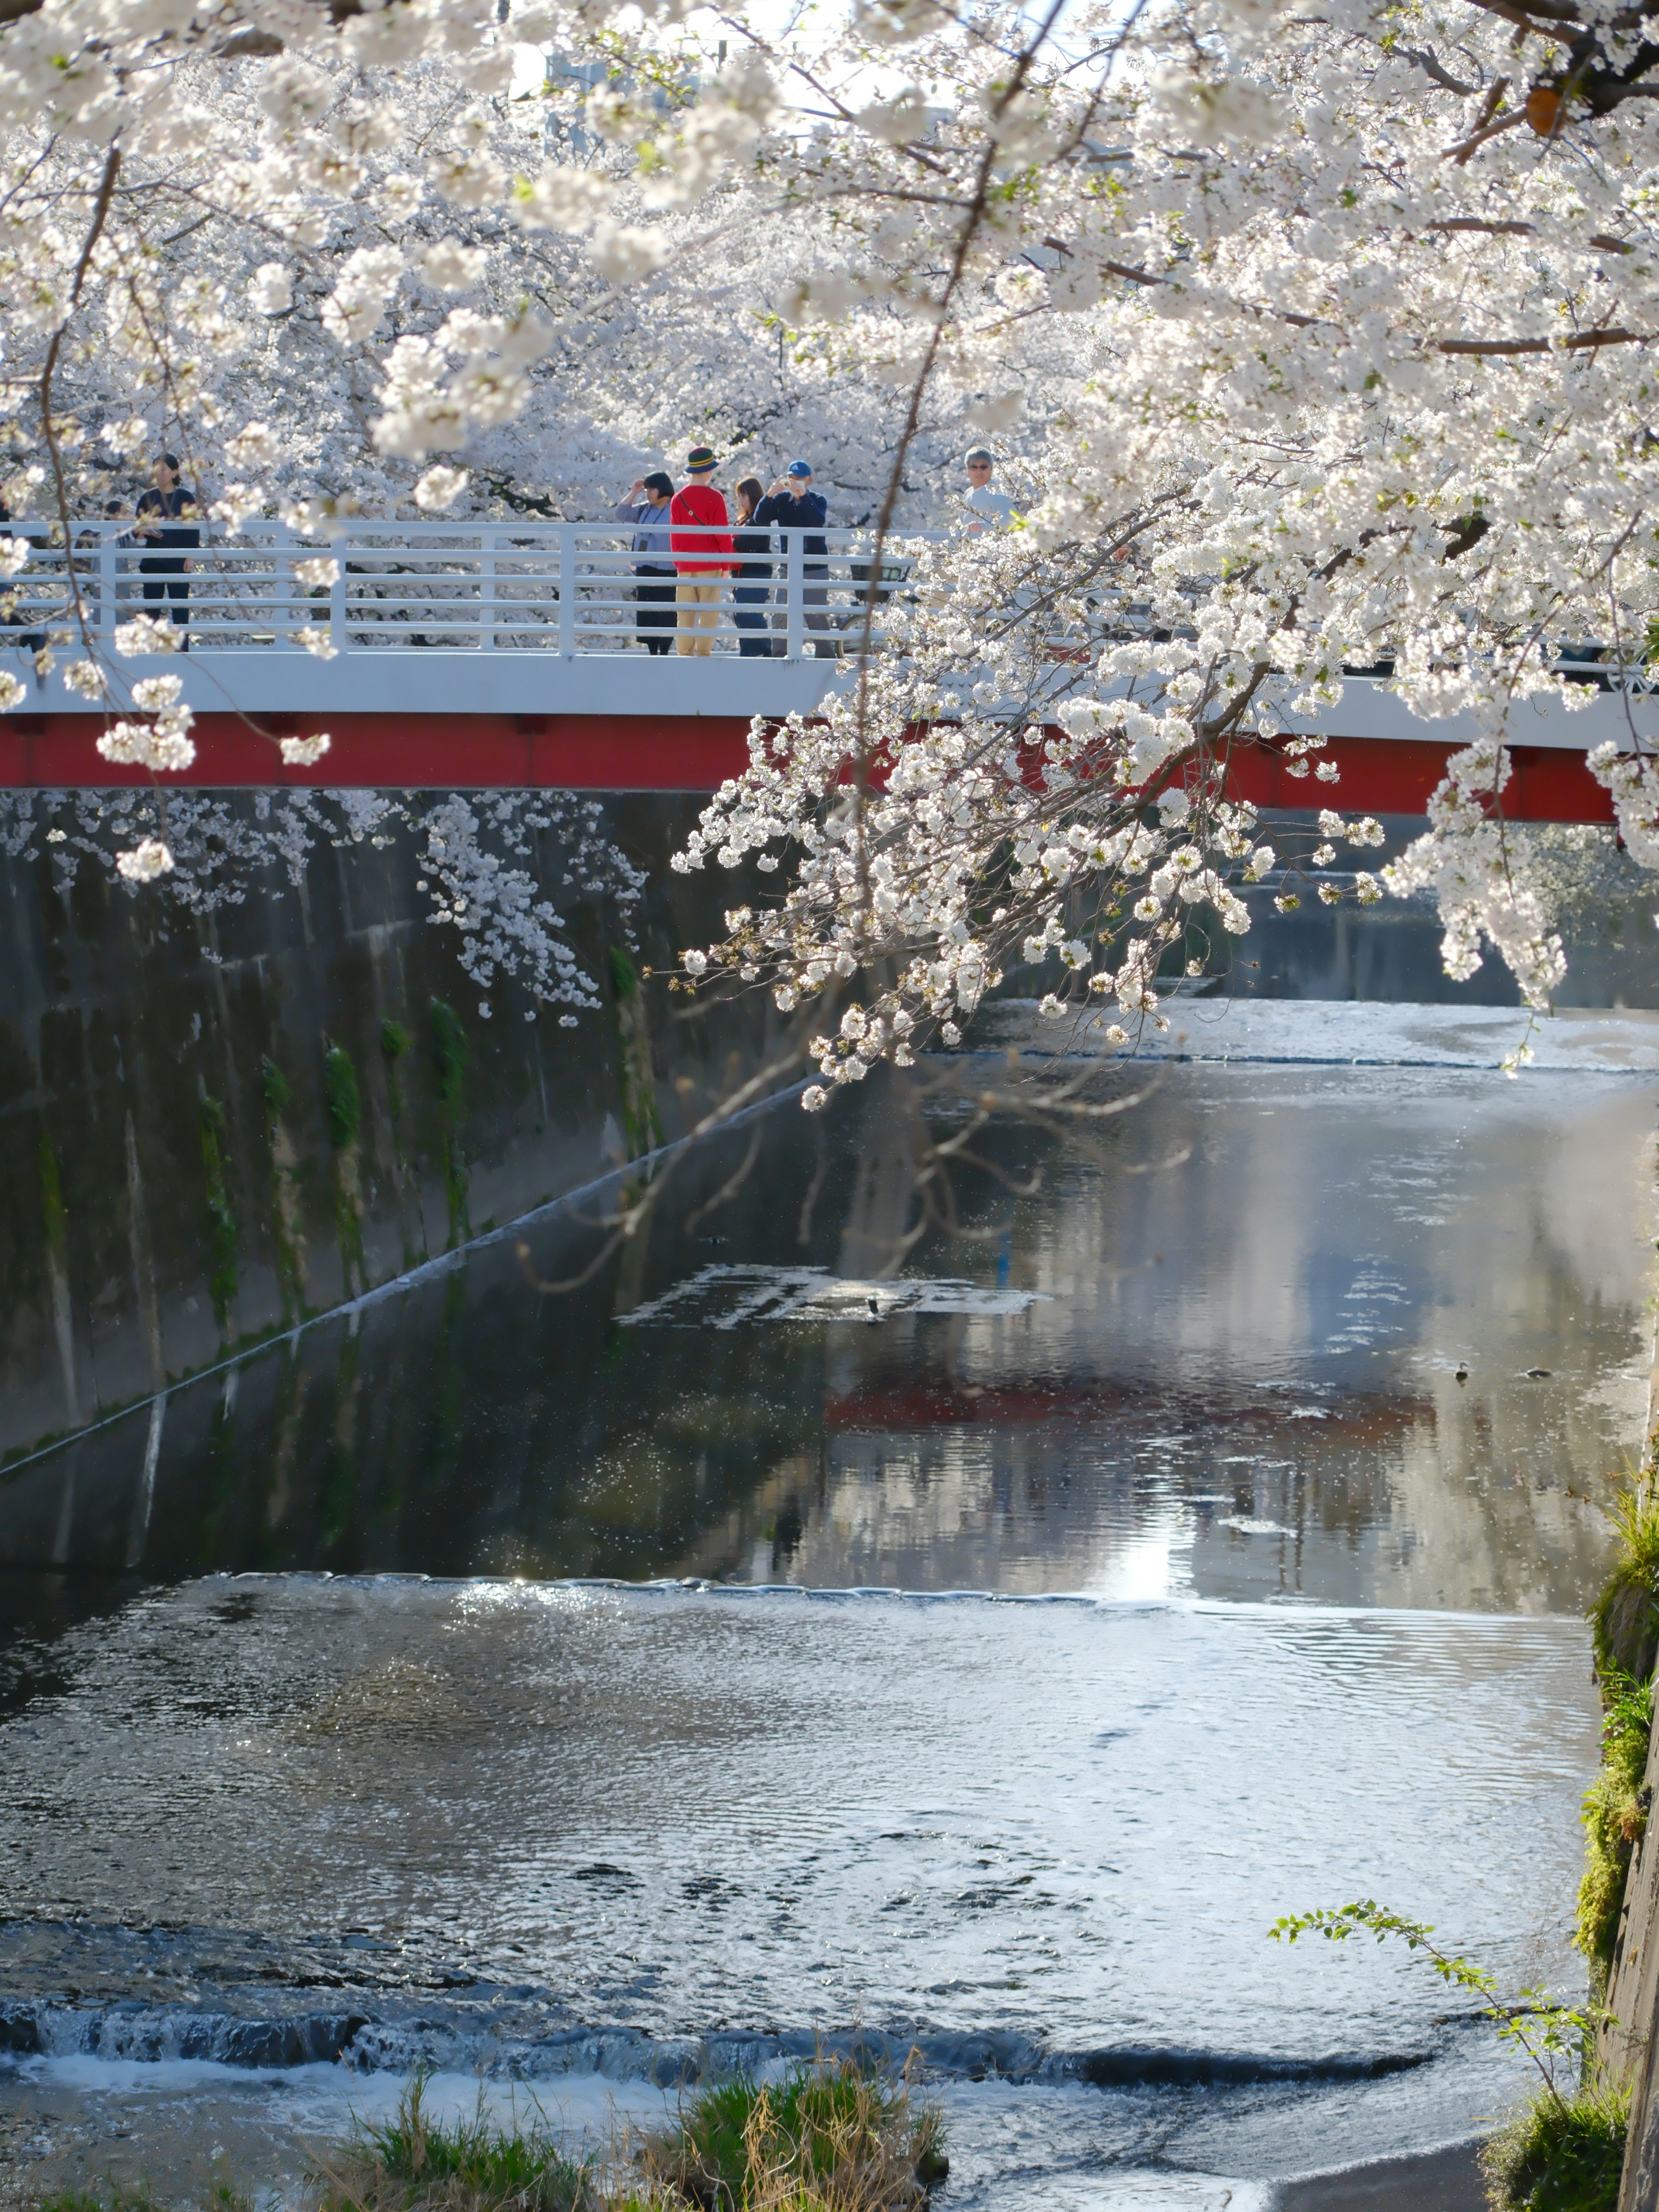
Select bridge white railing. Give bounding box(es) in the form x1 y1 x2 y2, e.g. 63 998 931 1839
5 521 1655 753
9 520 1650 681
0 521 923 663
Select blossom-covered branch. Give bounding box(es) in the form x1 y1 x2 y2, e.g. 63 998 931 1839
2 0 1656 1046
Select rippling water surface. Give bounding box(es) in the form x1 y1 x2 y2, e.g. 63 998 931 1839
0 1580 1604 2199
0 1053 1653 2205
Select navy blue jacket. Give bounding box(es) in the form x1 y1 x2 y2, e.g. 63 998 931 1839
754 490 827 563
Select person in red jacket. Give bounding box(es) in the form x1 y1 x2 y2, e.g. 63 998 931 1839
669 446 735 656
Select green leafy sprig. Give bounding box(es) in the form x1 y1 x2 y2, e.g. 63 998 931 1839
1270 1901 1603 2113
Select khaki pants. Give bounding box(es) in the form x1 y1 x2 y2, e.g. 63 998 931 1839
676 579 721 655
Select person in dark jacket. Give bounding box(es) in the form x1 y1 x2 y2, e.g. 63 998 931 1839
730 476 774 658
133 453 200 647
613 470 676 653
754 460 833 657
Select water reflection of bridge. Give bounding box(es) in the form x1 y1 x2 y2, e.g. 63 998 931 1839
0 521 1643 814
1 1047 1646 1620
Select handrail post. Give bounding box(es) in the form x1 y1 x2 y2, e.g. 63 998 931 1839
559 524 575 656
786 532 803 661
99 521 116 640
481 530 496 652
273 519 289 645
329 534 346 657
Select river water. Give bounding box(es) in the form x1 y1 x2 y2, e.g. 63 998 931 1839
0 1037 1654 2206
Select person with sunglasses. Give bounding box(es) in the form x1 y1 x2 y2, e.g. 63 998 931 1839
963 447 1015 532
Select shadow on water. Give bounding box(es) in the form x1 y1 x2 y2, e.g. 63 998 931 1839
2 1053 1653 1618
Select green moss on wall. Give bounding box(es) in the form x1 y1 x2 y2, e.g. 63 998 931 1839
1592 1485 1659 1687
198 1094 239 1337
379 1018 420 1269
609 946 663 1165
323 1045 362 1152
1575 1485 1659 1992
322 1045 366 1294
261 1055 290 1115
261 1052 306 1322
38 1134 67 1271
1578 1672 1653 1973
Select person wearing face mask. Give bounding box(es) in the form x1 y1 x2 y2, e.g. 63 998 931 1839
613 470 677 654
755 461 833 657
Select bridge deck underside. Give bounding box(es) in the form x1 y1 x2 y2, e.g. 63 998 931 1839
0 713 1618 820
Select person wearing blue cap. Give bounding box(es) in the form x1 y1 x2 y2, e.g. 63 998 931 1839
755 461 833 657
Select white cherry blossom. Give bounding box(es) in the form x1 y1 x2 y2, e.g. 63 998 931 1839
2 0 1655 1062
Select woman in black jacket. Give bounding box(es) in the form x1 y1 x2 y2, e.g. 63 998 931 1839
134 453 201 648
731 476 773 658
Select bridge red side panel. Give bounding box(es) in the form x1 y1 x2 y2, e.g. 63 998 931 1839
0 713 1620 820
0 713 758 792
1222 736 1615 822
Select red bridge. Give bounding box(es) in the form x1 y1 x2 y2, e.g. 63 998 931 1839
1 520 1644 818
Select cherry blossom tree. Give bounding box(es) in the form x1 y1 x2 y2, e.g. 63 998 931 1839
1 0 1657 1058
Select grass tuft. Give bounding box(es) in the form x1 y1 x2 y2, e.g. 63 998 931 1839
25 2063 943 2212
1481 2083 1629 2212
1576 1479 1659 1977
318 2074 595 2212
1576 1669 1653 1968
1590 1483 1659 1687
639 2053 945 2210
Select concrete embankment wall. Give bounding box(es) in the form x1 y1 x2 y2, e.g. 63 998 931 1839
1610 1769 1659 2207
0 795 777 1468
3 795 1656 1477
